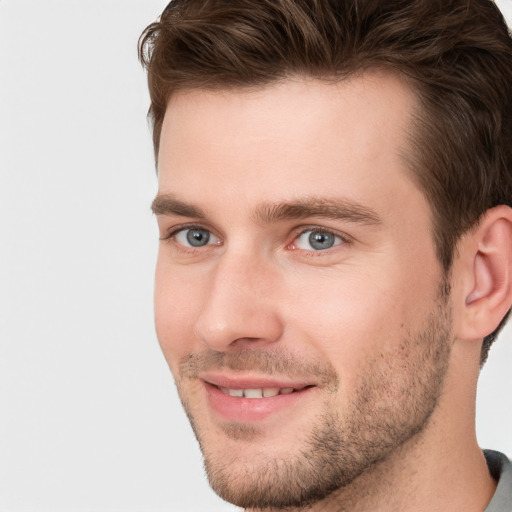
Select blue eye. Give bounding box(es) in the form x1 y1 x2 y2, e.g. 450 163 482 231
295 229 343 251
174 228 220 247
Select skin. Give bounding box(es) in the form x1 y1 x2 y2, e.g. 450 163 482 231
153 73 504 511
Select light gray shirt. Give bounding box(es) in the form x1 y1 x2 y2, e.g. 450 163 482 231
485 450 512 511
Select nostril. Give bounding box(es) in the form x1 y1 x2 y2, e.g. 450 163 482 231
194 311 284 351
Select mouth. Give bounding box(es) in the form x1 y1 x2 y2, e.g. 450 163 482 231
217 385 310 398
200 374 316 423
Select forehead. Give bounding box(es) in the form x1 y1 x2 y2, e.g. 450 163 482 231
157 72 421 213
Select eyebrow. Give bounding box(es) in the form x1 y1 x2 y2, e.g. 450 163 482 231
254 197 382 226
151 193 381 226
152 194 207 219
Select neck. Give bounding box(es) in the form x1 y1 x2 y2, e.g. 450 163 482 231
300 420 494 512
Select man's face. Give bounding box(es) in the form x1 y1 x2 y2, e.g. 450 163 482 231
153 74 453 509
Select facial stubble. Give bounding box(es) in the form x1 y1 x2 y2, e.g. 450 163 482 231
174 287 452 510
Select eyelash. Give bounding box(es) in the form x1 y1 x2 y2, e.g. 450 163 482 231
160 224 351 253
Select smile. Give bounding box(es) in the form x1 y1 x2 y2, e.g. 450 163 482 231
218 386 305 398
202 377 316 422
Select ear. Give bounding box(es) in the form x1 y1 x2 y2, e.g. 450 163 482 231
455 205 512 341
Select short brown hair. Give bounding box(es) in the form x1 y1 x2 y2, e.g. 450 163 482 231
139 0 512 363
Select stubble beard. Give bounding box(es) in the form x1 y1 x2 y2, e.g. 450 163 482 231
175 285 453 510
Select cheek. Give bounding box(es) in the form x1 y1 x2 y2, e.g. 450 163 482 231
282 265 434 380
154 255 203 373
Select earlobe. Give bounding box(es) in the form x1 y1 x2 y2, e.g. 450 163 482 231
457 206 512 341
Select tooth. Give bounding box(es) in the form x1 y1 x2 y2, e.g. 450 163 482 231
244 389 263 399
228 389 244 397
280 388 294 395
263 388 280 397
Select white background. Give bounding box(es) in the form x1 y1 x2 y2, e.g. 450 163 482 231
1 1 511 511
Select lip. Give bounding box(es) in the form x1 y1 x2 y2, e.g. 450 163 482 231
201 372 314 390
201 372 316 423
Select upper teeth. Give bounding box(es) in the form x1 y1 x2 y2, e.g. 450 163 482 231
219 387 296 398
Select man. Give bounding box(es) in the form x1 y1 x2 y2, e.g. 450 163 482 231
139 0 512 510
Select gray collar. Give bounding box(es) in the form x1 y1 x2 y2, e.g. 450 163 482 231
484 450 512 511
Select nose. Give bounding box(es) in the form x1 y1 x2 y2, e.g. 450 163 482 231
194 252 284 351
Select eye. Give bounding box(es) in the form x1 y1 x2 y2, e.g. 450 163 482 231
294 229 344 251
174 228 220 248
